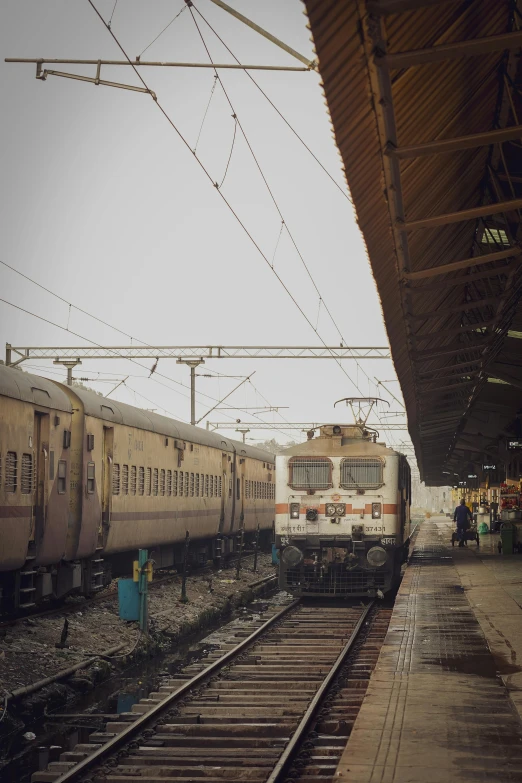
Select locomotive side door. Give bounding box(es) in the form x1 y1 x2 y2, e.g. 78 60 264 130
33 411 50 552
101 426 114 545
218 452 228 535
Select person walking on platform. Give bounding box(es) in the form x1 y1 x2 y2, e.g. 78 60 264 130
454 499 472 547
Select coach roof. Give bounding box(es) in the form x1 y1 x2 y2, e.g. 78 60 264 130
0 365 72 412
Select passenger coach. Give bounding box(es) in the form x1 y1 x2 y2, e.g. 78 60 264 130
275 421 411 597
0 365 274 612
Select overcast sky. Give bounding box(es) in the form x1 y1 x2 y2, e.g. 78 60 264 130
0 0 411 453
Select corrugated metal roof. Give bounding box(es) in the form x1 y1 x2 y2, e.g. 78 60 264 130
304 0 522 483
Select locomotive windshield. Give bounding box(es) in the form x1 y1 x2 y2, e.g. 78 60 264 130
340 458 384 490
288 457 333 490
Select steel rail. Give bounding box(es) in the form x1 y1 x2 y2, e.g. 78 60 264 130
52 597 301 783
265 599 375 783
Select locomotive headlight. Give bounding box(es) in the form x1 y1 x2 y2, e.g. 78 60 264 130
372 503 382 519
282 546 304 567
335 504 346 516
290 503 300 519
367 546 388 567
325 503 336 517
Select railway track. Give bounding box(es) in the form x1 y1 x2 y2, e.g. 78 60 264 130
31 598 387 783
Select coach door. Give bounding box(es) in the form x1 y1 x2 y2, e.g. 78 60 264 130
33 411 50 552
218 452 228 534
101 426 114 543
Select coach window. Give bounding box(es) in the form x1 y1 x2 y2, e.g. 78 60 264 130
184 472 189 497
21 453 33 495
153 468 159 496
87 462 96 494
112 464 120 495
130 466 137 495
160 469 165 496
173 470 178 497
196 474 201 497
146 467 151 496
190 473 195 497
218 476 222 497
236 478 240 500
229 479 232 499
138 467 145 496
288 457 333 491
122 465 129 495
167 469 172 496
58 460 67 495
340 458 383 490
5 451 17 493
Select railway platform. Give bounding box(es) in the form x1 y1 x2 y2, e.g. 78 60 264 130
335 516 522 782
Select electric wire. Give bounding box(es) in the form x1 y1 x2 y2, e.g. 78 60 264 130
0 260 287 426
86 0 368 412
217 113 237 189
108 0 118 29
193 74 218 153
85 0 397 444
191 3 352 205
188 8 397 438
137 3 187 58
0 293 289 433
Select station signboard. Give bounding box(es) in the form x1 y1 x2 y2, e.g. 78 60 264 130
508 439 522 451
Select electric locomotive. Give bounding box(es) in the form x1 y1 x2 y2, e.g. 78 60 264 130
275 399 411 597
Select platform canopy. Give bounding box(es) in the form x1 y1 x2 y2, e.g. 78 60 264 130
304 0 522 484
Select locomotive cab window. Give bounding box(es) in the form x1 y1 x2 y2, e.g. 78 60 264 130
288 457 333 491
340 458 384 490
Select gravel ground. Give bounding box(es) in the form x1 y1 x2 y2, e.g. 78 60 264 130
0 553 276 694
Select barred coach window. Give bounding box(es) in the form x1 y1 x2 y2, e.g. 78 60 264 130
288 457 332 491
340 458 383 490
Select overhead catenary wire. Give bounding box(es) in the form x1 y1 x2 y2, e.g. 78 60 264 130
0 260 287 426
191 3 352 205
85 0 364 408
188 7 396 437
83 0 396 445
216 113 237 189
0 293 290 433
108 0 118 29
137 3 187 59
193 74 218 153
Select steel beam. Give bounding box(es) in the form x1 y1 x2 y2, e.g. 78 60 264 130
402 247 520 280
4 57 309 73
412 340 491 360
206 421 407 431
367 0 464 14
406 263 515 291
418 382 475 397
403 198 522 230
392 125 522 159
409 296 498 320
4 344 391 363
413 319 499 341
386 31 522 70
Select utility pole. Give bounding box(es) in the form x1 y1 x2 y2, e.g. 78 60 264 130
177 359 204 425
236 428 250 443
